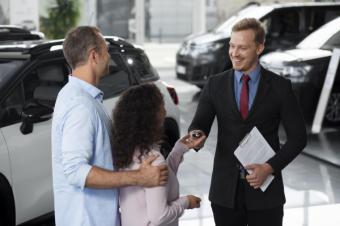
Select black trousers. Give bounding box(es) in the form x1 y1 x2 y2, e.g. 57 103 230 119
211 179 283 226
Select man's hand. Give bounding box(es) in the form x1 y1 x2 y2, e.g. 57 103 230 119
138 155 168 187
245 163 274 189
186 195 201 209
180 133 207 150
185 130 207 151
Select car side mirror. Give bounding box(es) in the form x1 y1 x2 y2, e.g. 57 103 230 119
20 103 53 135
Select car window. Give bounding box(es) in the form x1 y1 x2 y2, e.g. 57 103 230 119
23 63 68 109
324 30 340 49
262 8 304 52
0 83 25 128
298 17 340 49
98 53 131 99
0 59 24 91
123 52 158 82
306 8 340 33
268 9 300 37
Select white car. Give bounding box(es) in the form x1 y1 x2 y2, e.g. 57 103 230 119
260 17 340 126
0 37 180 225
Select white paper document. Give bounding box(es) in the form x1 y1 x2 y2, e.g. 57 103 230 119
234 127 275 191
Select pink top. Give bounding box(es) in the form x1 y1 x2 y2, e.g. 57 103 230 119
119 141 189 226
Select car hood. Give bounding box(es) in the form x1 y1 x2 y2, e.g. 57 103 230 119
260 48 332 66
184 32 228 46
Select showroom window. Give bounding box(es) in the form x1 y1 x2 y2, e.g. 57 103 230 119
324 30 340 49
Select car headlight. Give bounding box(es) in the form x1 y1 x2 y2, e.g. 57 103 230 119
262 63 313 83
282 65 312 78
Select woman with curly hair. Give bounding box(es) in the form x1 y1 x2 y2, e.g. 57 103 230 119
112 83 205 226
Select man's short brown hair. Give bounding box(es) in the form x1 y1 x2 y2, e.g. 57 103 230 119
63 26 103 69
232 18 265 44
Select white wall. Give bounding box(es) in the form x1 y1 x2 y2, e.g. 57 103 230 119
79 0 97 26
10 0 39 31
0 0 9 24
150 0 193 40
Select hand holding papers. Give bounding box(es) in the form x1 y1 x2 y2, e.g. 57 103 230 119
234 127 275 191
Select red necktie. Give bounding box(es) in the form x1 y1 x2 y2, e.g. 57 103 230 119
240 74 250 119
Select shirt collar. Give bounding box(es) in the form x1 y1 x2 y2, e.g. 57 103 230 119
235 64 261 83
68 76 104 102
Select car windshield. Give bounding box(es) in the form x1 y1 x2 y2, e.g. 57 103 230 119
215 5 273 35
297 17 340 50
0 59 24 89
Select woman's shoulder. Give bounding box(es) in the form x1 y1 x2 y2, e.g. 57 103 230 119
139 146 165 166
147 149 166 166
123 146 165 170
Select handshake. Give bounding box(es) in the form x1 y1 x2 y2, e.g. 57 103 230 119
180 129 206 151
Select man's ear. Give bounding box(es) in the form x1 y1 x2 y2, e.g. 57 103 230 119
256 43 265 56
89 49 98 64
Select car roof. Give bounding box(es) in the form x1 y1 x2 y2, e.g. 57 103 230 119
215 1 340 35
0 36 142 58
255 1 340 8
243 1 340 16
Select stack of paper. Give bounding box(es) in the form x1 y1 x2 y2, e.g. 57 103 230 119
234 127 275 191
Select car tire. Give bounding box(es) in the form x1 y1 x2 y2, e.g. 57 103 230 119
160 118 180 159
160 139 172 159
324 85 340 126
0 174 15 226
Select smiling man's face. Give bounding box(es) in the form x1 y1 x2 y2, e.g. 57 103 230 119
229 29 264 74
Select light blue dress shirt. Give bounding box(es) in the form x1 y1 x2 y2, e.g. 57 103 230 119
234 64 261 111
51 76 120 226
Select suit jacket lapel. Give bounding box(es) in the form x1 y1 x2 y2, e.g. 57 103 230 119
247 67 271 120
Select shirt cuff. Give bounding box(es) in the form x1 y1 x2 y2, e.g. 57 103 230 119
78 164 92 190
174 140 190 154
179 196 190 209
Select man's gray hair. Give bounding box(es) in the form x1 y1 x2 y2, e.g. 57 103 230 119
63 26 103 69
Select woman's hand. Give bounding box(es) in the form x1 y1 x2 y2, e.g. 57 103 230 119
186 195 201 209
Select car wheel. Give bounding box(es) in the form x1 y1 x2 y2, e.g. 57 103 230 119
0 174 15 226
324 86 340 126
160 118 180 159
160 139 172 159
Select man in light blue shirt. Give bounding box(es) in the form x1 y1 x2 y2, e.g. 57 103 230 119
52 26 168 226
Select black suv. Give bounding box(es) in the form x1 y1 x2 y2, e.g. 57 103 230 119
0 37 180 225
176 2 340 88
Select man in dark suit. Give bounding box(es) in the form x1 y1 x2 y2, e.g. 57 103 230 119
189 18 307 226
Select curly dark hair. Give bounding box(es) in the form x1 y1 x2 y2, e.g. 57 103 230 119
111 83 165 169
